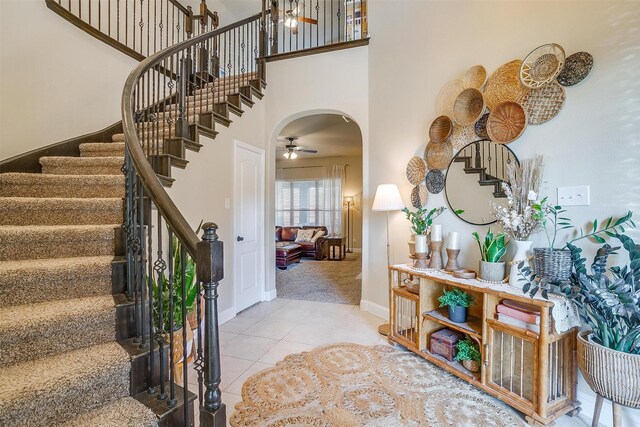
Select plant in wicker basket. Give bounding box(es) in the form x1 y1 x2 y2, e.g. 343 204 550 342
455 336 482 373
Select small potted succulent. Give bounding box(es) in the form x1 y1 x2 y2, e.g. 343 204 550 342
472 229 508 282
438 288 474 323
455 336 482 373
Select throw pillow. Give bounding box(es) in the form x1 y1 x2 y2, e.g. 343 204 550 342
295 229 316 242
310 230 326 242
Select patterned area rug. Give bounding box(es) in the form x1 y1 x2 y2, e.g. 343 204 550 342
276 253 361 304
230 343 526 426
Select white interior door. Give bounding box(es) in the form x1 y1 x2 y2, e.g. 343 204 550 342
234 141 264 312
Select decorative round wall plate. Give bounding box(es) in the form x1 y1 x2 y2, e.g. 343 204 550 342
424 140 453 170
463 65 487 89
429 115 453 143
453 88 485 126
486 101 527 144
557 52 593 86
520 43 566 89
483 60 530 111
436 79 464 118
425 169 445 194
518 81 566 125
411 184 429 208
449 124 476 151
475 113 490 139
406 156 427 185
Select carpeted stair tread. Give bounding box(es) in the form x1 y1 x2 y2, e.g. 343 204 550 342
0 173 125 198
40 156 124 175
0 197 122 225
61 396 159 427
0 256 113 307
79 142 125 157
0 341 131 426
0 295 117 365
0 224 118 260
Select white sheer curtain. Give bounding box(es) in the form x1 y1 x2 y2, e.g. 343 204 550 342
322 165 345 236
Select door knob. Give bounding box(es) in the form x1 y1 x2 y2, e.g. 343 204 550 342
237 236 244 242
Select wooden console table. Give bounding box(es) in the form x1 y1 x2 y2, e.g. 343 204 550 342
388 264 580 426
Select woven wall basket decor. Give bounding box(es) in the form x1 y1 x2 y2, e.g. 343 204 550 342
557 52 593 86
453 88 485 126
486 101 527 144
429 115 453 143
449 124 476 151
424 140 454 170
475 113 490 139
483 60 530 111
436 79 464 118
406 156 427 185
520 43 566 89
463 65 487 89
425 169 445 194
517 81 566 125
411 184 429 208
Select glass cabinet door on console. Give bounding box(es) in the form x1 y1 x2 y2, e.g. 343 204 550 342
486 319 538 410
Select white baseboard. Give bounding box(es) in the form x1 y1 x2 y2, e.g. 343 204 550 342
218 306 236 325
264 288 277 301
360 299 388 320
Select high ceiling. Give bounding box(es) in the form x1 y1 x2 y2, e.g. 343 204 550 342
277 114 362 159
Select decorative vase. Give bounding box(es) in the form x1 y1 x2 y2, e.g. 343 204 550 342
448 305 468 323
577 331 640 426
533 248 572 283
462 359 481 373
508 240 533 286
479 261 506 282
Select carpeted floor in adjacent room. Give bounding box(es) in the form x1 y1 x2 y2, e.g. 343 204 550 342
276 253 362 304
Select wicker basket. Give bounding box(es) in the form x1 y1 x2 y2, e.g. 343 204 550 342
486 101 527 144
577 331 640 409
429 115 453 143
406 156 427 185
453 88 485 127
533 248 572 282
424 140 453 170
483 60 530 111
463 65 487 89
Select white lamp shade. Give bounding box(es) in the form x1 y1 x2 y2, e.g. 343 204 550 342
372 184 404 211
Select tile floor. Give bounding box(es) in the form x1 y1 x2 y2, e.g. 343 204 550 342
190 297 597 427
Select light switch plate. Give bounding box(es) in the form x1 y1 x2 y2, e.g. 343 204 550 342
558 185 590 206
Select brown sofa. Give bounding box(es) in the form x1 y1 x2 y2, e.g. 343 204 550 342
275 226 328 260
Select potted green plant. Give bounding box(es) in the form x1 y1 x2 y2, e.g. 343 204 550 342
455 336 482 373
518 216 639 424
402 206 462 255
438 288 474 323
472 229 508 282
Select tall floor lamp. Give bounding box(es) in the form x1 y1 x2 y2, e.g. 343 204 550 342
344 196 354 253
372 184 404 336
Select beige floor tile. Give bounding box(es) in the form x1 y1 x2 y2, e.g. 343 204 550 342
224 362 274 395
223 391 243 427
219 331 238 344
219 355 253 390
259 340 315 364
240 316 298 340
221 334 279 361
236 299 291 320
219 316 260 333
282 322 342 346
268 305 314 321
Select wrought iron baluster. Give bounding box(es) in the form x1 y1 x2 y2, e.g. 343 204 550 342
181 245 189 426
138 180 148 349
167 227 177 407
146 196 156 392
155 210 167 400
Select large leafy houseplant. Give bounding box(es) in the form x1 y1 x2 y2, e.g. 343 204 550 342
152 222 202 333
472 229 508 262
402 206 447 235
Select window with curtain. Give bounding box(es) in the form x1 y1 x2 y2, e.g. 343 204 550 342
276 165 345 235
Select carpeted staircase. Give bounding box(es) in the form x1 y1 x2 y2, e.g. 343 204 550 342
0 143 158 426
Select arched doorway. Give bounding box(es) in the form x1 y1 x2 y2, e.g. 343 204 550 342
272 113 363 305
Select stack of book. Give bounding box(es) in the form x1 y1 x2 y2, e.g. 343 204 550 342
496 299 541 333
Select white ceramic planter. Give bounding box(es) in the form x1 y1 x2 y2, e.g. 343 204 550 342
509 240 532 286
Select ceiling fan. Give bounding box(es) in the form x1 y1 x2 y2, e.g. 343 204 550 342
277 137 317 159
271 0 318 34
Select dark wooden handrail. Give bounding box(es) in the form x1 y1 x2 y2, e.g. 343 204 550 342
121 12 262 257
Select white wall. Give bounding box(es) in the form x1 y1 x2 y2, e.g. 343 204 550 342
0 0 139 160
366 1 639 424
263 45 370 301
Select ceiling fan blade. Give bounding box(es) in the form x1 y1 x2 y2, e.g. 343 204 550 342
299 149 318 153
297 16 318 25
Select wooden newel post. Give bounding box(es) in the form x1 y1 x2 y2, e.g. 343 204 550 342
197 222 225 427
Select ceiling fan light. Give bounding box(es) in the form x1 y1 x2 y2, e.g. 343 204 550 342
289 151 298 159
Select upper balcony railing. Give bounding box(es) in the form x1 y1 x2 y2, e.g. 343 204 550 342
263 0 368 59
46 0 219 61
